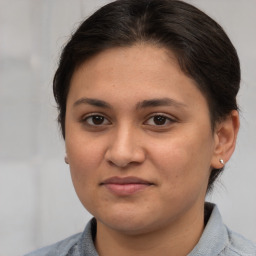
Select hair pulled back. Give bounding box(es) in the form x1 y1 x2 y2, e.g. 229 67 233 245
53 0 240 191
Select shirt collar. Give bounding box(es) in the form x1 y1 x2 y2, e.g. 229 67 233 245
78 203 227 256
188 202 229 256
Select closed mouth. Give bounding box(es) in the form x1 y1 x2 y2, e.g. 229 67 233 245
100 176 154 195
100 176 154 186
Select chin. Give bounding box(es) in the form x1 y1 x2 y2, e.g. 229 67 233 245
102 219 154 235
95 208 163 235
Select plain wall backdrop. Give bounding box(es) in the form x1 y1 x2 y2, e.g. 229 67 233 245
0 0 255 255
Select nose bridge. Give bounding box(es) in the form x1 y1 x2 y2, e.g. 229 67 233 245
116 123 134 151
105 123 144 167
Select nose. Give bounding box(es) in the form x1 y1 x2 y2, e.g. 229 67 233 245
105 126 146 168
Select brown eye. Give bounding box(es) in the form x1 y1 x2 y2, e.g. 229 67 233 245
91 116 104 125
145 115 175 126
84 115 110 126
153 116 168 125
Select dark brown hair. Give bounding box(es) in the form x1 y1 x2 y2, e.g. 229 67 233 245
53 0 240 191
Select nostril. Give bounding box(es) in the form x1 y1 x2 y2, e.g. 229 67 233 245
107 160 117 167
106 158 132 168
106 157 143 169
104 135 146 168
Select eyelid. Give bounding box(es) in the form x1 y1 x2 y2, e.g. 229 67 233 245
143 113 177 126
81 112 112 126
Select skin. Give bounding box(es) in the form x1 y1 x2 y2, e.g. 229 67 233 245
65 44 239 256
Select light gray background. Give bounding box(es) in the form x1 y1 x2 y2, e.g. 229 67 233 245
0 1 255 255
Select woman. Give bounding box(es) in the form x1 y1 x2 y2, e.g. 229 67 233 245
26 0 256 255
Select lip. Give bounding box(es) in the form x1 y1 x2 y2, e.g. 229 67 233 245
100 176 154 196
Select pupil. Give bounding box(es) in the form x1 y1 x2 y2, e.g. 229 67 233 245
154 116 166 125
92 116 104 125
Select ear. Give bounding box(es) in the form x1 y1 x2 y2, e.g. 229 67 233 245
64 155 69 164
211 110 240 169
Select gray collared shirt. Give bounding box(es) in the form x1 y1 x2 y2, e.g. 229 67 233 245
25 203 256 256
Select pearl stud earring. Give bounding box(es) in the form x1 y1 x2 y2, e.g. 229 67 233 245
219 159 224 165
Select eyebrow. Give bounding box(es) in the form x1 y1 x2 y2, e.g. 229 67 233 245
135 98 188 110
73 98 112 109
73 97 187 110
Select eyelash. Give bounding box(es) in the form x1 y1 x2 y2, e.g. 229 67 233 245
81 113 176 128
81 113 111 126
144 114 176 126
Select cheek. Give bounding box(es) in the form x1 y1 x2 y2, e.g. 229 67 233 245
150 137 212 212
153 144 192 184
67 141 105 212
151 133 213 185
66 138 105 186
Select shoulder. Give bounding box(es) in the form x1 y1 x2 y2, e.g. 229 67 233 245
189 203 256 256
221 228 256 256
24 218 98 256
24 232 82 256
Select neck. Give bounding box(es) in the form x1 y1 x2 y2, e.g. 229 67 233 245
95 205 205 256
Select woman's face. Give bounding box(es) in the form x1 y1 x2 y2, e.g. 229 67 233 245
65 45 218 235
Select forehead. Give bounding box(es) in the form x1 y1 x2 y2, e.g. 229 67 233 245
70 44 181 87
68 44 208 112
